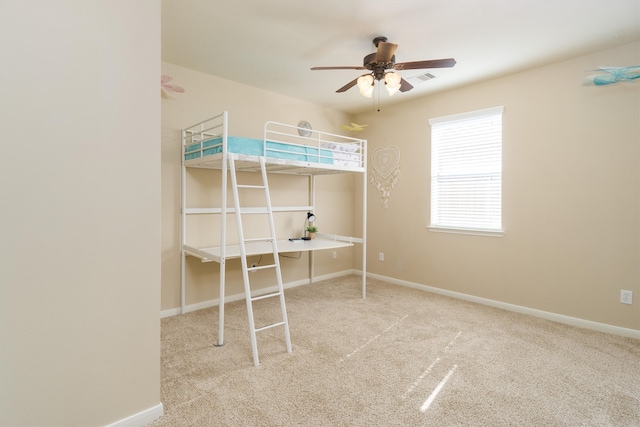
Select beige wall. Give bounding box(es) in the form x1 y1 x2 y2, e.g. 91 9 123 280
357 41 640 331
0 1 161 426
161 62 358 311
163 42 639 333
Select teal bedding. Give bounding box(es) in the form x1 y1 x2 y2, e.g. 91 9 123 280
185 136 333 164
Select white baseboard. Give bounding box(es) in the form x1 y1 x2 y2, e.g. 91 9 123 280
161 270 356 318
162 270 637 339
160 307 181 318
104 402 163 427
367 272 640 340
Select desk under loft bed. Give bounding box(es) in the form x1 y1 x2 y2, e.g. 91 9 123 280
180 112 367 361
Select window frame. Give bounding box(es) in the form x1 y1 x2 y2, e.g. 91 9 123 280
428 106 504 237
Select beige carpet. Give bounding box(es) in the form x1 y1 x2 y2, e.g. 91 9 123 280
151 276 640 426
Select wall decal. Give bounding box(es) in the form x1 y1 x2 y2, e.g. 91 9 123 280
583 66 640 86
370 145 400 208
161 74 185 98
341 122 368 132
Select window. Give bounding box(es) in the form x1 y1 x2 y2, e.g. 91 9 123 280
429 106 503 236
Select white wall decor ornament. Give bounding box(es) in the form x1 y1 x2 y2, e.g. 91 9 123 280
370 145 400 208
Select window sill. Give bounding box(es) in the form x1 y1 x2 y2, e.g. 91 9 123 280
428 226 504 238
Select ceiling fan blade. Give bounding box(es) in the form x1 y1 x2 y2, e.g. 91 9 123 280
375 42 398 63
394 58 456 70
336 77 359 93
311 66 366 70
399 78 413 92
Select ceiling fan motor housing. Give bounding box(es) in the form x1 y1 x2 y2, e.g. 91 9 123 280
363 52 396 81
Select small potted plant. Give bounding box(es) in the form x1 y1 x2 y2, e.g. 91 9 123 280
305 225 318 239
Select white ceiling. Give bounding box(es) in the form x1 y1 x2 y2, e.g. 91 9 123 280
162 0 640 114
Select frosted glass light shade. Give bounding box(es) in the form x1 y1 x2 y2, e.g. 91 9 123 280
357 75 374 98
384 72 401 86
384 72 401 96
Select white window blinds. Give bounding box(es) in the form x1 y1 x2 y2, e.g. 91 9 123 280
429 106 503 235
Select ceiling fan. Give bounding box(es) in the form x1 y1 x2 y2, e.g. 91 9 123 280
311 36 456 98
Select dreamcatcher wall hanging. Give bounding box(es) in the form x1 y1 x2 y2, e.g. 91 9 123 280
370 145 400 208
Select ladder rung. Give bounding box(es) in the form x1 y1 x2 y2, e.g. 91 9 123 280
255 321 286 333
251 290 281 301
237 184 266 189
248 264 276 273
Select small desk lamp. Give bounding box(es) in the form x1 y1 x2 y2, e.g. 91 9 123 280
302 212 316 240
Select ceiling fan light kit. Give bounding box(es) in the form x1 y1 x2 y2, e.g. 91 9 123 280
311 36 456 99
357 74 374 98
384 71 402 96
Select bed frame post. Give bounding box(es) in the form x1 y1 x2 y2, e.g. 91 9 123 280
309 175 316 285
181 129 187 314
362 139 367 299
216 111 229 347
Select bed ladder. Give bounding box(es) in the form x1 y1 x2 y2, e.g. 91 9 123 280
228 154 292 366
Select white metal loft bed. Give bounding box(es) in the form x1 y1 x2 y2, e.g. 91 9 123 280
180 111 367 353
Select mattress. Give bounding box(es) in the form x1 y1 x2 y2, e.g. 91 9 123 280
185 136 335 164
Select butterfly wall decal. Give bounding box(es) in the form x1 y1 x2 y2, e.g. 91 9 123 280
341 122 368 132
583 66 640 86
161 74 185 95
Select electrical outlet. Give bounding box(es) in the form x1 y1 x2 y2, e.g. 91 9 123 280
250 263 257 273
620 290 633 304
378 252 384 261
332 251 337 259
